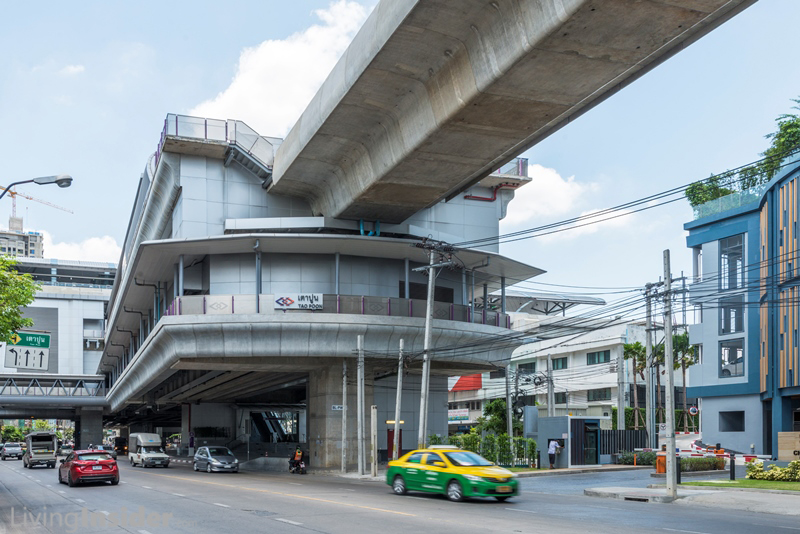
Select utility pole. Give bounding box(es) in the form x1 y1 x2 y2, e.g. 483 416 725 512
547 354 554 417
413 239 455 448
371 405 378 477
663 250 677 500
393 339 404 460
506 364 513 437
342 359 347 473
417 251 435 449
617 353 625 430
644 283 654 449
357 335 365 475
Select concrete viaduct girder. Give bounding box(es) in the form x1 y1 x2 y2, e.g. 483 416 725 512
107 313 519 413
271 0 755 223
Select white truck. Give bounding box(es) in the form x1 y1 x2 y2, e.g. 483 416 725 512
23 431 57 469
128 433 170 468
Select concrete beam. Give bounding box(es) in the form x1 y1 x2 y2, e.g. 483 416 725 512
271 0 755 223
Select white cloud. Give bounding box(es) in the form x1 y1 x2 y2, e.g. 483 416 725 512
59 64 85 76
41 231 120 263
537 207 636 242
190 0 370 137
503 164 597 226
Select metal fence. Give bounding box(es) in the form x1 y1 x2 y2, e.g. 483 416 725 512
599 429 648 455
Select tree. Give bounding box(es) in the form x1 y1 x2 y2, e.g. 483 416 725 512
0 256 40 343
686 98 800 207
623 341 647 429
672 331 696 432
475 399 522 436
2 425 24 442
32 420 53 432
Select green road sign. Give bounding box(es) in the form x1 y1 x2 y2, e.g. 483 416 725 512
9 331 50 349
5 331 51 371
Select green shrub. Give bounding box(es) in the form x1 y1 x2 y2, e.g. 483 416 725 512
481 434 497 463
428 434 443 446
462 431 480 453
680 457 725 472
747 460 800 481
618 451 657 465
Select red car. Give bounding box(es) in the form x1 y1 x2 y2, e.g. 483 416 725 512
58 450 119 486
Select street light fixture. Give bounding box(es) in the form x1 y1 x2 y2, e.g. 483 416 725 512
0 174 73 200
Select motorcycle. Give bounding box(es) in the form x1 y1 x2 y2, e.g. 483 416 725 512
289 452 307 474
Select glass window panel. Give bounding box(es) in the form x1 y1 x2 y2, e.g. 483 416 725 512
719 338 744 378
719 235 744 290
719 294 744 334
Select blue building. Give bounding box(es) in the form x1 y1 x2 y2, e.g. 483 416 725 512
685 153 800 457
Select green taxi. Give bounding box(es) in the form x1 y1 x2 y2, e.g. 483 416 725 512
386 446 518 502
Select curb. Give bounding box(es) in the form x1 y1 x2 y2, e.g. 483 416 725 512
650 470 728 478
583 488 679 503
514 466 651 478
648 483 800 496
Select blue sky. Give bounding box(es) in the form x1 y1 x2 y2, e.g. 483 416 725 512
1 0 798 300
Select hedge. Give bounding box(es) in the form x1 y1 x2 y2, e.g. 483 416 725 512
680 457 725 472
618 451 657 465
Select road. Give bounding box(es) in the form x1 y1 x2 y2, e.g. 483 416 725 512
0 458 794 534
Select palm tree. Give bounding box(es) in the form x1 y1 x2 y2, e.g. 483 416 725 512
672 332 696 432
623 342 647 429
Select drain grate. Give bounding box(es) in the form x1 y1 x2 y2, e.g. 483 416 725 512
623 497 650 502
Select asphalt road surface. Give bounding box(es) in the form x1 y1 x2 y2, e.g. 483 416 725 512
0 458 794 534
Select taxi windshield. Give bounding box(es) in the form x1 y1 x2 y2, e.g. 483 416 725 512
443 451 493 467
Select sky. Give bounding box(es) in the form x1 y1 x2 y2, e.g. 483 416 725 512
1 0 799 303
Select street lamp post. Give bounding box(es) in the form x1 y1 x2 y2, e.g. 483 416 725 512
0 174 73 200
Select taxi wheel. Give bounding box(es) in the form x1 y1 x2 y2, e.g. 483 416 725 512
495 496 510 502
446 480 464 502
392 475 407 495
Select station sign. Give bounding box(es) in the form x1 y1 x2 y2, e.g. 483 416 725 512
4 331 51 371
274 293 323 310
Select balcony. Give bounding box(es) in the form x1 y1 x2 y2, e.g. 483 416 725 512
692 185 766 220
164 294 511 329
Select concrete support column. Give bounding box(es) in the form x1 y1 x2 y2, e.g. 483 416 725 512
77 408 103 449
308 358 373 470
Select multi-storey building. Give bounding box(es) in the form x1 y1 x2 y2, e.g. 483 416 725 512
686 152 800 456
0 217 44 258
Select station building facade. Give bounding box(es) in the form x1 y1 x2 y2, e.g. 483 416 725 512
101 114 543 468
686 153 800 456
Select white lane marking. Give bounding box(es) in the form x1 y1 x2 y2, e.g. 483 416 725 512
35 479 40 482
142 485 152 489
46 484 51 487
275 518 302 526
776 528 800 532
121 481 127 484
139 530 154 534
171 493 185 497
341 488 356 492
663 529 711 534
74 498 85 503
58 490 65 494
505 508 536 514
100 511 110 516
289 482 302 486
213 503 230 508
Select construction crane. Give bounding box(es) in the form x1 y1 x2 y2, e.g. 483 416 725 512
0 186 73 216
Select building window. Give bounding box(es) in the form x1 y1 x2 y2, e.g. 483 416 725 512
517 362 536 374
489 369 506 379
587 350 611 365
398 281 454 303
719 338 744 378
719 411 745 432
551 357 568 370
719 234 744 290
693 344 703 364
554 392 567 404
587 388 611 402
719 294 744 334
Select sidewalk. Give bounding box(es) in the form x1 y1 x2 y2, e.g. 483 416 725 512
585 485 800 515
335 464 651 482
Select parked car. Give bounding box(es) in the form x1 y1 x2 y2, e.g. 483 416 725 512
58 450 119 487
94 445 117 460
193 446 239 473
386 446 518 502
1 442 23 460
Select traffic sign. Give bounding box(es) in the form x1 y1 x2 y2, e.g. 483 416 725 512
4 331 50 371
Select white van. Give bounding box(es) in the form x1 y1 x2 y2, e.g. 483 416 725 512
128 433 170 468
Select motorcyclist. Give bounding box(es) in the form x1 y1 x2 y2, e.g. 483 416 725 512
289 447 303 470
